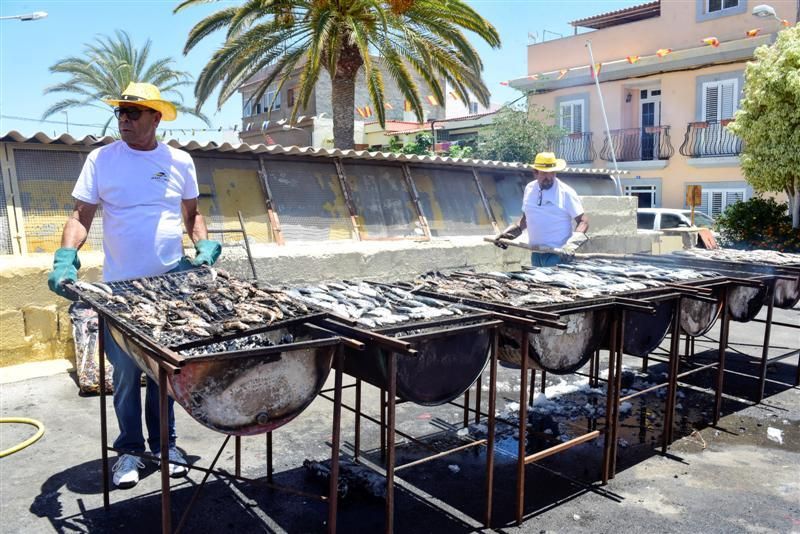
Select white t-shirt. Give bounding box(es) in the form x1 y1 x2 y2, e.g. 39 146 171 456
522 178 583 248
72 141 199 282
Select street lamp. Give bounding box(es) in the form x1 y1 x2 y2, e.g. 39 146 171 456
751 4 780 20
0 11 48 21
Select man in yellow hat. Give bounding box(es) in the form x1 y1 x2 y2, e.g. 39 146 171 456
493 151 589 266
47 82 222 488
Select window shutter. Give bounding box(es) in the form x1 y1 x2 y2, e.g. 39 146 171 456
704 85 719 121
720 82 735 119
711 191 724 216
560 104 572 131
573 103 583 133
726 191 744 208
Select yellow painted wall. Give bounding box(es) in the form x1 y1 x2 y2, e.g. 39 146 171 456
210 168 274 244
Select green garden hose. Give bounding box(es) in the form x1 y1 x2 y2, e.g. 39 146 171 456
0 417 45 458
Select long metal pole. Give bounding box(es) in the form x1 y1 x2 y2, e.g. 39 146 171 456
585 40 622 196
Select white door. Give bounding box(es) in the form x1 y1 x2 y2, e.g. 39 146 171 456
639 89 661 160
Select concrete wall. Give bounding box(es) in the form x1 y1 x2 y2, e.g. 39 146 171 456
0 195 647 368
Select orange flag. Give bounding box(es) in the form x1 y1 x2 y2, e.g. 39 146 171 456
746 28 761 37
404 100 412 112
557 69 568 80
591 63 602 79
384 102 394 110
426 95 439 106
656 48 672 57
626 55 640 64
356 107 366 118
499 81 509 86
781 19 790 27
364 105 373 117
702 37 720 47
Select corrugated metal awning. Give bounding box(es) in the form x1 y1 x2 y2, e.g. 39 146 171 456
0 130 627 175
569 1 660 29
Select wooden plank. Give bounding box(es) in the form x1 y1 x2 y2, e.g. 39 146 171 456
401 163 432 240
257 157 285 245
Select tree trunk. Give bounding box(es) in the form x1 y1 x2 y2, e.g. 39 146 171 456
330 44 363 150
788 177 800 229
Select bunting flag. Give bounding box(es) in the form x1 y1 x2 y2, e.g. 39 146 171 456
364 105 373 117
656 48 672 58
384 102 394 110
499 81 509 86
702 37 720 47
781 19 790 27
591 62 602 79
557 69 568 80
426 95 439 106
356 107 366 118
404 100 413 112
626 55 640 64
746 28 761 37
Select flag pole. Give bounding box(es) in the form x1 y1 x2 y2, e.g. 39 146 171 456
585 40 622 195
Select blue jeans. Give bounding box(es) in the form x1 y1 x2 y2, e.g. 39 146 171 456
531 252 562 267
104 257 194 454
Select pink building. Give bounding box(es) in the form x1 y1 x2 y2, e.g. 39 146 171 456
511 0 798 216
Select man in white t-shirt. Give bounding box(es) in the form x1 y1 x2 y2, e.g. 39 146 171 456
493 152 589 267
47 83 222 489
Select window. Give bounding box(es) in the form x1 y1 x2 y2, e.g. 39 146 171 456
636 212 656 230
469 101 479 114
559 99 583 134
263 88 281 112
708 0 738 13
697 188 745 216
243 99 252 117
661 213 688 229
287 88 295 108
625 184 657 208
702 79 738 121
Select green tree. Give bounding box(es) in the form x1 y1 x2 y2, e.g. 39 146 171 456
43 30 209 135
175 0 500 149
728 26 800 228
473 105 564 163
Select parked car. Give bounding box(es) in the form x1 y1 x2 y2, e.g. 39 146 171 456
636 208 716 232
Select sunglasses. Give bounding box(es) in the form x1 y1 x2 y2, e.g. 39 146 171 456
113 107 153 120
537 189 543 206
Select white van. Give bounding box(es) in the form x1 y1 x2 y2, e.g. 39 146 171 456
636 208 716 232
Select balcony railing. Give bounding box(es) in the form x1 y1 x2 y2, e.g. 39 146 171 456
600 126 674 162
553 132 595 164
679 120 742 158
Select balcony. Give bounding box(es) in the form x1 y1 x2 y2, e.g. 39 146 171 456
600 126 674 163
553 132 595 164
679 120 743 158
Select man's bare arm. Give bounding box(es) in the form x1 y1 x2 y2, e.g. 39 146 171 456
61 200 98 249
574 213 589 234
181 198 209 244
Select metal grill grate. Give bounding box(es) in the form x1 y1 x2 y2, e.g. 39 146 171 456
13 148 103 253
410 166 496 237
0 162 14 254
263 159 352 241
341 163 419 238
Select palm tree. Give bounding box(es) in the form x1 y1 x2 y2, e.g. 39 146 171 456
43 30 209 135
175 0 500 149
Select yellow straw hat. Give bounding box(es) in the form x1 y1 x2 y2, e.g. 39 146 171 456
103 82 177 121
531 152 567 172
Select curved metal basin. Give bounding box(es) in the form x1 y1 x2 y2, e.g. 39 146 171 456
499 310 608 375
623 299 675 357
680 294 722 337
109 323 336 436
727 283 768 322
773 275 800 309
343 326 491 406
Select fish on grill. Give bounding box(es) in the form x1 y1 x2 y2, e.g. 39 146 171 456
70 267 309 346
672 248 800 266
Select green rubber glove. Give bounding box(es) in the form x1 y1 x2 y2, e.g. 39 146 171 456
192 239 222 266
48 247 80 299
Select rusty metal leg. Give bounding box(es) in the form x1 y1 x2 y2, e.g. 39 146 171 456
159 366 171 534
756 285 775 403
602 314 619 485
328 347 344 534
266 432 273 482
485 329 498 528
714 289 730 426
609 312 625 478
380 388 387 463
662 298 683 453
684 332 691 360
540 369 547 394
516 329 529 525
354 379 362 461
386 352 397 534
235 436 241 478
528 368 535 407
474 372 482 425
463 386 471 428
98 317 110 510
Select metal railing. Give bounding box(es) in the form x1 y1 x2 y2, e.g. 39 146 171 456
600 126 674 162
679 120 742 158
552 132 595 164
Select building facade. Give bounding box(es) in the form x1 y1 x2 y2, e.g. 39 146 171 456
511 0 798 216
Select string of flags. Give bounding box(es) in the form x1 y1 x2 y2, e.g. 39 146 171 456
354 95 442 118
499 25 795 87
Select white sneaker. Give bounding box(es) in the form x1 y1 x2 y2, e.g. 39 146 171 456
154 447 189 478
112 454 145 489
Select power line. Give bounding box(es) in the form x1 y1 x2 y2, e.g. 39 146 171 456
0 114 240 133
1 114 106 128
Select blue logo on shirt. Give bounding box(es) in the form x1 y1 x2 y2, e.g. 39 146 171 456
151 171 168 183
